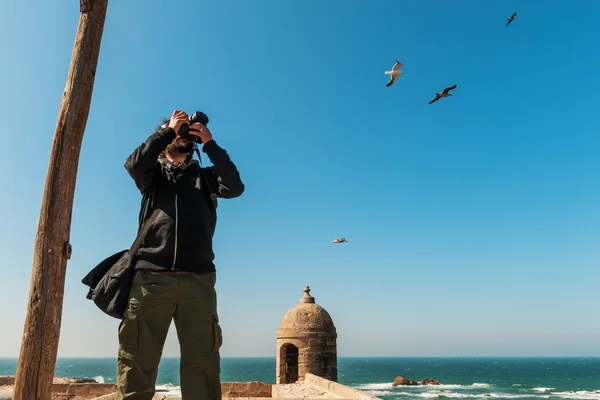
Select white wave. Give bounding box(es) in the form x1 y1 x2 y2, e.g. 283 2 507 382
356 383 490 391
363 390 398 396
488 395 549 399
438 385 472 390
442 393 540 399
155 384 182 397
434 384 491 390
365 391 549 399
92 376 105 384
383 392 445 398
415 392 441 398
356 383 466 390
551 390 600 400
357 387 600 400
356 382 600 400
356 383 394 390
513 384 523 387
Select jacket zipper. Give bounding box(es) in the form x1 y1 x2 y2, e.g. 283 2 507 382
172 193 178 269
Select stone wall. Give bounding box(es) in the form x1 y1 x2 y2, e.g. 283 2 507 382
1 380 273 400
67 382 272 400
0 377 13 386
221 381 272 397
52 383 116 399
304 373 380 400
0 376 116 400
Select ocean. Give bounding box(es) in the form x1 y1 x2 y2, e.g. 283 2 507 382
1 357 599 400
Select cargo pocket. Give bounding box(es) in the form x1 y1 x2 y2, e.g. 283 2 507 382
118 298 140 358
212 314 223 352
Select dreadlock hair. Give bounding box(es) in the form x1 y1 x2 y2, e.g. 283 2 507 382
157 118 170 159
156 117 170 132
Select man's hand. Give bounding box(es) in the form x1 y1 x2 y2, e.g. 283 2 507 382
168 110 189 134
189 122 214 143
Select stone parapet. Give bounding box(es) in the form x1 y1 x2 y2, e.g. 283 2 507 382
304 373 381 400
53 383 116 397
88 378 381 399
221 381 272 397
89 382 272 399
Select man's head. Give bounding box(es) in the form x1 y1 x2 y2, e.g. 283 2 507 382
165 135 195 161
159 111 210 164
156 118 195 164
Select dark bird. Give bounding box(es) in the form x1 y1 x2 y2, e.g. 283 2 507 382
506 12 517 26
332 238 348 244
428 84 457 105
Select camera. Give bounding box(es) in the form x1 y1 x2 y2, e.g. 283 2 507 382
177 111 210 143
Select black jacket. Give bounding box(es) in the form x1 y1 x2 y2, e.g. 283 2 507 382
124 126 244 273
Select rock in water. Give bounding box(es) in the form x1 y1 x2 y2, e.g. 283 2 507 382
392 376 410 386
392 375 441 386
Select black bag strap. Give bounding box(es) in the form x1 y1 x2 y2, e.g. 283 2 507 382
127 212 154 256
194 146 218 209
194 146 204 169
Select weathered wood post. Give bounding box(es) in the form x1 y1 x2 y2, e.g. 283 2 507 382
12 1 108 399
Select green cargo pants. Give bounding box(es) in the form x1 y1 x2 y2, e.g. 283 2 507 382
116 270 222 400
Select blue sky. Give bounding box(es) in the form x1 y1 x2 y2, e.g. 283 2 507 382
0 0 599 358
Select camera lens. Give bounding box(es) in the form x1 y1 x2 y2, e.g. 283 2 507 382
190 111 209 126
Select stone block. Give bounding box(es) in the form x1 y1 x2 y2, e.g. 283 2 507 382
221 381 272 398
51 384 71 393
303 346 326 355
67 383 116 397
298 353 324 364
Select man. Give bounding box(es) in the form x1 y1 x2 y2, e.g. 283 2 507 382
117 109 245 400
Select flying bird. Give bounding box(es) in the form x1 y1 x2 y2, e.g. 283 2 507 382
506 12 517 26
332 238 348 244
428 84 457 105
385 61 404 87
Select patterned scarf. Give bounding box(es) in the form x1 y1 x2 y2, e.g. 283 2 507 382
158 145 197 181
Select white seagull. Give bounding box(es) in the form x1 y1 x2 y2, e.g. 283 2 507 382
332 238 348 244
385 61 404 87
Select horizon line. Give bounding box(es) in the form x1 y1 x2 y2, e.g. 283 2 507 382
1 355 600 359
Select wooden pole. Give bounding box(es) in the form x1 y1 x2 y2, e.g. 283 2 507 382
12 1 108 399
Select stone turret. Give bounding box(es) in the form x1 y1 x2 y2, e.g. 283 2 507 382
276 285 338 384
